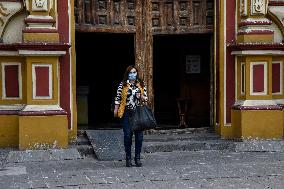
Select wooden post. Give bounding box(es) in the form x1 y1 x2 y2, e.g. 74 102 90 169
135 0 143 76
135 0 154 108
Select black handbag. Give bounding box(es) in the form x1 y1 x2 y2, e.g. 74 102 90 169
130 105 157 131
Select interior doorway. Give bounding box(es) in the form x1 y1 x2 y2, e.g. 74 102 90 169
153 34 213 128
76 32 135 129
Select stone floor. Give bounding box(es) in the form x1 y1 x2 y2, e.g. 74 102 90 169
1 128 284 188
1 149 284 188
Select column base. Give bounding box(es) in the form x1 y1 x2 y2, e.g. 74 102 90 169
231 108 283 139
19 115 68 150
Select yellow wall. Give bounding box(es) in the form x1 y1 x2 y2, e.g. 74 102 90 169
69 0 78 142
231 109 283 139
19 115 68 149
241 110 283 139
237 34 273 43
0 115 19 147
230 110 242 138
23 33 59 43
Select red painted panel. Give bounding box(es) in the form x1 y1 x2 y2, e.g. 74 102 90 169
5 65 19 98
226 0 236 123
216 0 220 124
241 64 245 93
253 64 265 93
58 1 71 128
35 66 50 97
272 63 281 93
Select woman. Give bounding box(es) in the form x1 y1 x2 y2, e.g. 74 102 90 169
114 65 147 167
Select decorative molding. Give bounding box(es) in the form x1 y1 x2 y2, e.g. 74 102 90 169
19 104 67 116
18 50 66 56
232 50 284 55
25 0 55 30
232 99 284 110
0 42 70 51
238 17 273 36
0 104 67 115
234 99 277 106
240 0 248 16
239 19 272 27
238 29 274 35
32 64 52 100
0 104 25 115
22 104 62 111
232 105 283 110
1 62 22 100
228 43 284 50
0 42 69 56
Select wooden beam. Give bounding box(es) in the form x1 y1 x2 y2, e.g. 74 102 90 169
145 0 154 109
135 0 154 108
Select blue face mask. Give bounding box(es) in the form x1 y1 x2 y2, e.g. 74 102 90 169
128 72 137 81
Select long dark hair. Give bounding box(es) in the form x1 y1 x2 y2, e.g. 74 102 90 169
122 65 144 87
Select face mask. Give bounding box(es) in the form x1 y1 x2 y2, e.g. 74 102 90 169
128 72 137 81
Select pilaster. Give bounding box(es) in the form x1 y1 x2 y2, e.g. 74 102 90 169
237 0 273 43
228 0 284 139
23 0 58 42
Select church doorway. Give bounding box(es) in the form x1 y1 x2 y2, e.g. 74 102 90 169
76 32 134 129
153 34 213 128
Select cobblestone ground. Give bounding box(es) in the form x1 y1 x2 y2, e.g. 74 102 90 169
1 149 284 188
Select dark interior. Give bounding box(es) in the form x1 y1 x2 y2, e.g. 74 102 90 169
76 32 134 129
76 32 212 129
153 34 212 128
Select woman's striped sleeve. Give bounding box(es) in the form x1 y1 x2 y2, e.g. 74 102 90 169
115 82 123 105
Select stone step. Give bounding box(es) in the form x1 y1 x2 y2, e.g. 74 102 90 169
143 140 236 153
77 144 95 157
76 136 90 145
143 134 220 142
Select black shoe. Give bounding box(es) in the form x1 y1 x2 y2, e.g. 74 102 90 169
134 158 142 167
126 159 132 167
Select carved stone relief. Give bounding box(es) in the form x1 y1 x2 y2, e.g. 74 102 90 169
32 0 48 11
75 0 213 34
251 0 267 15
0 1 23 40
240 0 247 16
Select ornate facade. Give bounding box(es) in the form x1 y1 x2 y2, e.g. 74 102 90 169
0 0 284 149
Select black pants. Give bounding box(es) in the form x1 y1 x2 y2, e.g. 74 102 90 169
120 110 143 159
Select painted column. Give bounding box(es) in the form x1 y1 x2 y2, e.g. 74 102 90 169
18 0 68 149
237 0 273 43
229 0 284 139
23 0 58 42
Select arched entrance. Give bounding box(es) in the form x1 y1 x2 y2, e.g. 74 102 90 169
74 0 214 129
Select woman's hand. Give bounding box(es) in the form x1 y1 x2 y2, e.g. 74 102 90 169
141 95 146 101
114 105 119 117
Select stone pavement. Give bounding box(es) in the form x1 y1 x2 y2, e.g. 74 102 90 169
1 128 284 188
1 146 284 188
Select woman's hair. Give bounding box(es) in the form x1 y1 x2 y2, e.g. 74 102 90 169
122 65 144 87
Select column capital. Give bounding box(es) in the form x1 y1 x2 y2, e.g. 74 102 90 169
23 0 59 42
238 0 273 43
